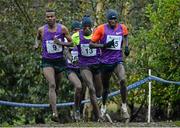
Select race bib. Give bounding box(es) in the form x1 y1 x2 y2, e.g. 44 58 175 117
67 51 78 64
106 35 122 50
80 44 97 57
46 40 62 53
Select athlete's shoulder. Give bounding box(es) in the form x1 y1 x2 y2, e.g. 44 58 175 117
38 25 44 32
120 23 127 29
36 25 45 40
37 26 45 37
61 24 70 34
120 23 128 35
60 24 68 29
96 24 105 30
72 31 80 46
93 24 105 34
72 31 80 38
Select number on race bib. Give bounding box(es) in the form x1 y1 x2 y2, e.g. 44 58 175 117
106 35 122 50
81 44 97 57
67 51 78 64
46 40 62 53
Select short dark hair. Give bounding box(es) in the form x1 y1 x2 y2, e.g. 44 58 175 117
46 9 55 13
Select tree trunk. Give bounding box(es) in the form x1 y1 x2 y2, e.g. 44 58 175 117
94 0 104 26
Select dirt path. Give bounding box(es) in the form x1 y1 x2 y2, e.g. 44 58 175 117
20 121 178 127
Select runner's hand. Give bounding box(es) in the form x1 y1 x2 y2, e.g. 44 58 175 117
124 46 130 56
72 60 78 65
33 44 39 50
53 36 61 45
103 39 114 48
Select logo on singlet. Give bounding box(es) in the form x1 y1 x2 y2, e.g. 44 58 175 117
116 32 122 35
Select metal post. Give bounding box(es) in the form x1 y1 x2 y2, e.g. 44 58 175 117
148 69 151 123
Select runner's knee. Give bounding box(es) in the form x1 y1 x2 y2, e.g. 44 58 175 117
89 86 96 95
49 82 56 89
76 86 82 92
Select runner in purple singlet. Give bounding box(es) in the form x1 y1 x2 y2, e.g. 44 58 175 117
90 9 130 122
33 9 72 122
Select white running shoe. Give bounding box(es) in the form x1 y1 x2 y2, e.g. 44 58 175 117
121 103 130 120
100 105 107 117
74 110 81 121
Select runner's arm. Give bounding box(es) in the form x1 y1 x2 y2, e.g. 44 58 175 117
89 24 106 48
55 25 73 47
33 27 43 50
89 41 104 48
121 24 129 56
89 40 115 49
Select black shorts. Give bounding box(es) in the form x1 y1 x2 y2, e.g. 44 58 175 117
81 64 101 75
41 58 67 74
101 61 123 73
66 68 82 81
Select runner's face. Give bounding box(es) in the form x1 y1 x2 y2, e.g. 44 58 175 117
108 18 117 28
46 12 56 26
83 25 92 36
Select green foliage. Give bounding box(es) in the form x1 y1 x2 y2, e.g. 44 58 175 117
130 0 180 119
0 0 179 126
0 0 73 125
